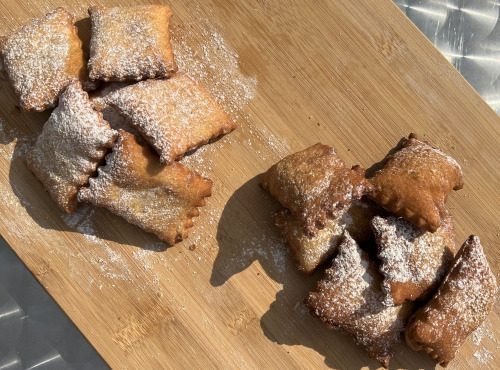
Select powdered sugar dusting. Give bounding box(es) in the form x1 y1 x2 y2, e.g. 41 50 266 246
1 8 84 111
171 19 257 120
25 81 117 213
108 74 235 164
306 233 412 367
406 236 498 365
371 214 456 305
88 5 177 81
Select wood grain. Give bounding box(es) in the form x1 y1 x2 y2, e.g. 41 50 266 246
1 0 499 368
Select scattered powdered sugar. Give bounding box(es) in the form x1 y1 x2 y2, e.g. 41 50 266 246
472 321 495 346
171 18 257 120
407 236 498 365
472 348 493 364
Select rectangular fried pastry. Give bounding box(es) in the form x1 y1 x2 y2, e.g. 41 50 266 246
108 74 235 164
26 81 117 213
88 5 177 81
1 8 95 111
405 236 497 367
77 130 213 245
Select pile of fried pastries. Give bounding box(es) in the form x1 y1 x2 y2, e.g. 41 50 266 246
261 135 498 368
0 5 236 245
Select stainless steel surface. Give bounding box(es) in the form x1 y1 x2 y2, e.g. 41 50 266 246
0 237 108 369
394 0 500 114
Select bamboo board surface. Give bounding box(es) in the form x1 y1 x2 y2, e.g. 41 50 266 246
1 0 500 368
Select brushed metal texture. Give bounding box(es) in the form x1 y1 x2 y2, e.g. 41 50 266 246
394 0 500 113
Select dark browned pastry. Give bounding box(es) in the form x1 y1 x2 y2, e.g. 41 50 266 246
261 143 373 236
273 198 383 274
306 232 414 368
405 235 498 367
368 134 463 232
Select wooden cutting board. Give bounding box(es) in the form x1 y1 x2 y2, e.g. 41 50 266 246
1 0 499 368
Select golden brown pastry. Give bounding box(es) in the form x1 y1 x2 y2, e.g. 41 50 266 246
274 208 344 274
405 235 497 367
0 8 95 111
273 198 383 274
368 134 463 232
25 81 117 213
261 144 373 236
108 74 235 164
78 130 212 245
88 5 177 81
306 232 414 368
371 214 456 306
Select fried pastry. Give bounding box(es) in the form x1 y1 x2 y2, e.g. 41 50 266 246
273 198 383 274
78 130 212 245
261 144 373 236
368 134 463 232
405 235 497 367
371 214 456 306
88 5 177 81
26 81 117 213
108 74 235 163
1 8 95 111
306 232 414 368
274 208 344 274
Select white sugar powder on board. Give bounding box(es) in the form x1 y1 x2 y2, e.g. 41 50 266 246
171 19 257 121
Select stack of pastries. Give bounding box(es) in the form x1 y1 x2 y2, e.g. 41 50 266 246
261 134 497 368
0 5 235 245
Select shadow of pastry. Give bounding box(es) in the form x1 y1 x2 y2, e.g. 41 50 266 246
74 17 92 56
211 174 293 286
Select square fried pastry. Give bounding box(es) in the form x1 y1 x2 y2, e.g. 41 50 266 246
78 130 212 245
1 8 95 112
88 5 178 81
274 198 383 274
306 232 414 368
371 214 456 306
26 81 117 213
405 236 497 367
367 133 463 232
108 73 235 164
261 143 373 236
